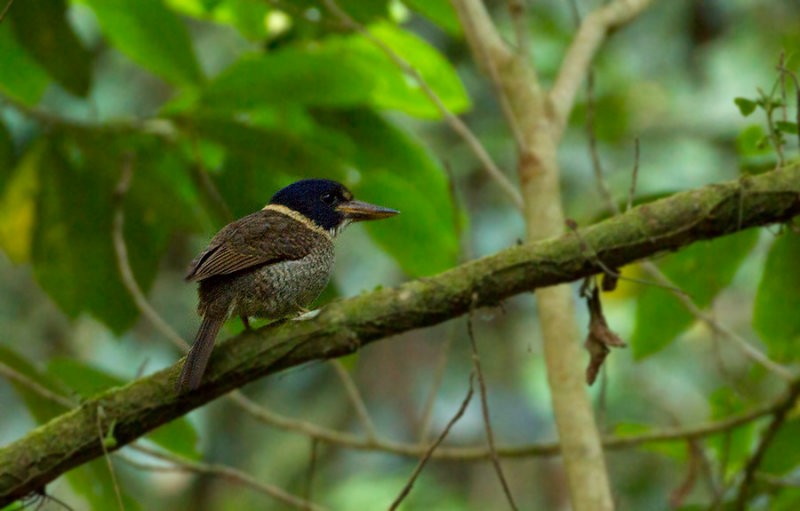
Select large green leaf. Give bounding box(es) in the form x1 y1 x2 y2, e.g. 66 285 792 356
48 358 201 460
29 137 183 334
317 109 460 276
84 0 202 86
200 23 470 118
631 230 759 359
753 232 800 361
403 0 462 35
0 24 49 105
332 22 470 118
8 0 92 96
200 48 378 110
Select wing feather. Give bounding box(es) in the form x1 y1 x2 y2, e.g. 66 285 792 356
186 209 322 282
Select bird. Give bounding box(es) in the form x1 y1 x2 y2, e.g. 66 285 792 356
176 179 398 393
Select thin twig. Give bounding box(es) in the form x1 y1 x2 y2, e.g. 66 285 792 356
550 0 656 140
189 135 234 223
125 445 329 511
304 438 319 511
734 380 800 510
640 262 795 381
321 0 524 210
585 71 617 211
776 62 800 148
388 373 475 511
626 138 640 212
417 326 455 442
112 155 189 353
95 407 125 511
467 299 519 511
0 0 15 23
0 361 74 409
330 360 378 441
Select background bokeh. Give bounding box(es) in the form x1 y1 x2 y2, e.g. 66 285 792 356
1 0 799 509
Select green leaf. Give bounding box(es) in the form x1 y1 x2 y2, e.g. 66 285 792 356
776 121 799 135
403 0 462 35
30 139 164 333
7 0 92 96
317 109 459 276
0 24 50 105
762 418 800 474
207 0 271 40
47 358 201 460
707 388 757 478
201 48 379 110
67 459 142 511
200 23 470 118
736 124 777 174
753 233 800 361
631 230 759 359
183 116 347 216
0 142 42 263
333 22 470 118
734 97 757 117
84 0 202 86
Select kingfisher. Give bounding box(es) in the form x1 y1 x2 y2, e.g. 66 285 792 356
176 179 398 393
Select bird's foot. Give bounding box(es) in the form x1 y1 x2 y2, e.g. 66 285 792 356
240 315 252 330
292 308 320 321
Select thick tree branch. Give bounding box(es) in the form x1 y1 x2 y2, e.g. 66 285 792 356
1 164 799 505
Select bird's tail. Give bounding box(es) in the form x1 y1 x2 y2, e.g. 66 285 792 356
176 316 224 393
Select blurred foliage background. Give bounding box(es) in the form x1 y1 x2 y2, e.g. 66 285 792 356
1 0 800 509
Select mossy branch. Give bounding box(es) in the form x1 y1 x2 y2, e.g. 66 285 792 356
1 164 799 505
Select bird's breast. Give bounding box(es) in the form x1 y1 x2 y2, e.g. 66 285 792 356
244 241 335 318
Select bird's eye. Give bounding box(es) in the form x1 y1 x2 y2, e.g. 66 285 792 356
321 192 337 205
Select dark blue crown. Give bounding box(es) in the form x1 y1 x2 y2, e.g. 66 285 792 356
270 179 351 231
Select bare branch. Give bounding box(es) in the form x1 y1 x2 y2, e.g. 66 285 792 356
468 305 519 510
125 445 328 511
330 360 378 441
550 0 656 140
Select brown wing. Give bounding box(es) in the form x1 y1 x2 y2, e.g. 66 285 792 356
186 209 323 282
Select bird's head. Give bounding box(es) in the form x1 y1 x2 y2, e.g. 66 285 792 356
269 179 399 235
